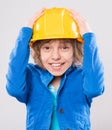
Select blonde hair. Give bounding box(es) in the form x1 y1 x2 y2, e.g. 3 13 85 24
30 39 83 68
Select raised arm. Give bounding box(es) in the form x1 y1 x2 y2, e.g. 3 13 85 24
69 9 104 98
6 9 45 103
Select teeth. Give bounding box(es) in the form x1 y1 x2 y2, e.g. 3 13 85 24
51 64 61 67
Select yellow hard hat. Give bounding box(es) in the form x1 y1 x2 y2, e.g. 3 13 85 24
30 7 83 46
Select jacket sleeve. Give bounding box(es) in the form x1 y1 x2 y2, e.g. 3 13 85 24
6 27 32 103
82 33 104 98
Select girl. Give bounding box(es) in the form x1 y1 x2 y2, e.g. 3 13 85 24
6 8 104 130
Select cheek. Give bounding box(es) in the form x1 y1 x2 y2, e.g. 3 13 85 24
39 52 45 63
40 55 46 64
68 57 74 65
65 52 74 62
40 52 50 64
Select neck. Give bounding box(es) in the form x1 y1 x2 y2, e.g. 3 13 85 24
51 76 61 90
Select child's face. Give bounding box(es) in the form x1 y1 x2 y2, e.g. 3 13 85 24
40 40 74 76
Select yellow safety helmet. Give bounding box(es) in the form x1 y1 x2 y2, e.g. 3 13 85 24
30 7 83 46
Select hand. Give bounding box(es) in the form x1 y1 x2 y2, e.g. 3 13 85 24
68 9 92 35
25 8 46 28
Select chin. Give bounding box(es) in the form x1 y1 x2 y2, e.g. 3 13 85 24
50 71 65 76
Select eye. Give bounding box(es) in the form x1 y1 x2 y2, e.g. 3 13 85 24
60 45 70 51
41 45 51 52
62 46 69 49
44 46 50 50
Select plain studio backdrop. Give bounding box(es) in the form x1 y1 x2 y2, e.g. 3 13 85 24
0 0 111 130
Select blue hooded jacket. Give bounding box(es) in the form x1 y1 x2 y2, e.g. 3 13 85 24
6 27 104 130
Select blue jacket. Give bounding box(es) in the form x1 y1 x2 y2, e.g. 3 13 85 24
6 27 104 130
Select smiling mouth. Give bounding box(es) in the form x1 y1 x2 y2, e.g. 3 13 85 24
48 63 65 71
50 63 64 67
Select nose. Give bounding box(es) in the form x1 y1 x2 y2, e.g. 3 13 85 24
51 48 61 60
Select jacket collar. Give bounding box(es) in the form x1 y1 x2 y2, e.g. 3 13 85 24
35 65 75 87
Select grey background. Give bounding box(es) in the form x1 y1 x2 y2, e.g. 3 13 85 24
0 0 112 130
